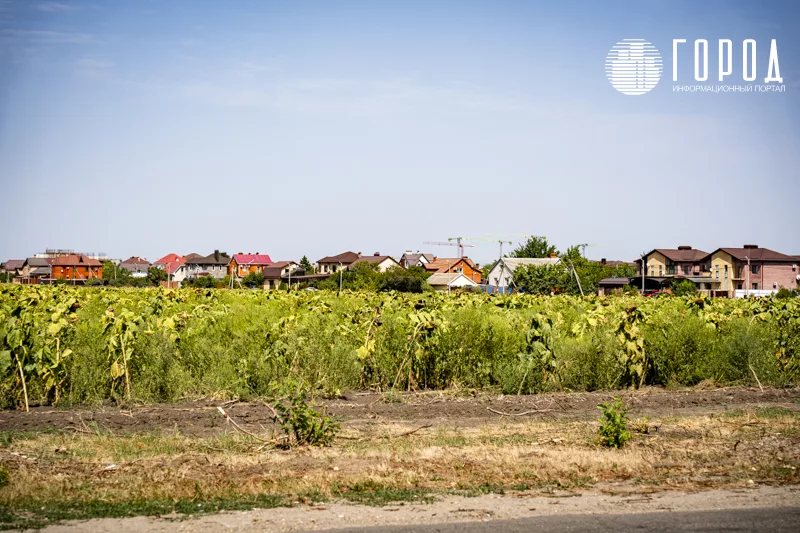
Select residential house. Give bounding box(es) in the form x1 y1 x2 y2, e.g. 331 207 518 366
317 251 361 275
153 253 187 286
484 257 560 292
50 255 102 282
119 257 151 278
426 273 478 292
228 253 273 279
2 260 24 279
183 250 230 280
704 245 799 297
423 257 482 283
352 253 403 272
262 261 300 290
18 258 52 284
399 251 434 269
597 277 633 296
637 246 710 278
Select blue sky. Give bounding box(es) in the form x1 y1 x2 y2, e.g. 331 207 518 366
0 0 798 265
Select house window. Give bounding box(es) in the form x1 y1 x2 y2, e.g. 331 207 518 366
751 265 760 274
752 283 758 290
715 265 719 279
724 265 728 279
683 266 690 275
650 266 654 276
658 266 663 276
737 283 743 290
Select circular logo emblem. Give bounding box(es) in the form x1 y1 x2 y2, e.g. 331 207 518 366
605 39 662 95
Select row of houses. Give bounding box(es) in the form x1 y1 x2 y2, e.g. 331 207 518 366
3 244 797 296
599 244 800 297
0 249 487 291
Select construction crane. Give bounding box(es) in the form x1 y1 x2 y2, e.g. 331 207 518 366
423 237 475 258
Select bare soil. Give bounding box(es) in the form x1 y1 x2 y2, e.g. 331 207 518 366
2 386 798 436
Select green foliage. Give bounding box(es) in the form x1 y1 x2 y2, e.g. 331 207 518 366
511 236 558 258
182 275 220 288
241 271 264 288
0 463 9 488
597 397 631 448
311 264 431 293
299 255 314 273
0 287 798 406
271 380 339 447
377 266 431 293
671 279 697 297
775 288 797 299
146 266 168 286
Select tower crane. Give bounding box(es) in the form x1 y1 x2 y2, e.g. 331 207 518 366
422 237 475 258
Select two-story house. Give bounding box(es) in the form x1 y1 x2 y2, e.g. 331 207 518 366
423 257 482 283
705 245 799 296
18 258 52 284
183 250 230 280
638 246 710 278
50 255 102 282
262 261 301 290
399 251 434 269
119 257 151 278
228 253 273 279
317 252 361 275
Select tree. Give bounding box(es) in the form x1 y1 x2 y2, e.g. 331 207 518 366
146 266 167 286
671 279 697 297
299 255 314 274
182 275 218 288
378 266 432 293
511 236 558 258
241 271 265 289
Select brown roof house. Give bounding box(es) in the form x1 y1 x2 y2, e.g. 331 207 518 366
262 261 301 290
18 258 52 284
119 257 151 278
637 246 710 279
184 250 230 280
50 255 102 283
352 253 403 272
399 251 435 269
704 245 799 296
316 252 362 275
423 257 482 283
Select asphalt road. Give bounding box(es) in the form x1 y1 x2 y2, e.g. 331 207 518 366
308 508 800 533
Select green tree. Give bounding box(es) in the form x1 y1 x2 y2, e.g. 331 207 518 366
299 255 314 274
378 266 432 293
671 279 697 297
241 271 265 288
146 266 168 286
511 236 558 258
102 261 131 285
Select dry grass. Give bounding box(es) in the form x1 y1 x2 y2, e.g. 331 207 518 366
2 408 798 510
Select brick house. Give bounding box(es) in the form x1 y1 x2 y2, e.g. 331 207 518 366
50 255 102 281
228 253 273 279
704 245 799 295
423 257 482 283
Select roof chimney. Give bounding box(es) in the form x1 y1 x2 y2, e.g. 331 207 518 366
678 246 692 250
743 244 758 249
214 250 220 261
374 252 380 256
357 252 362 258
601 258 607 265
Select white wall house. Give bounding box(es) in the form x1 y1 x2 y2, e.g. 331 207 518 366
427 272 478 292
485 257 561 291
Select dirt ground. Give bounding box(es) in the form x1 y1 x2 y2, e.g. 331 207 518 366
26 485 800 533
2 386 798 436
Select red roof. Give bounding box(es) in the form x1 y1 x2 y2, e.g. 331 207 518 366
232 254 273 266
153 253 186 276
154 253 181 265
50 254 102 267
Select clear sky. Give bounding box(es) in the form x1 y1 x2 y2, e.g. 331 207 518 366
1 0 798 265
